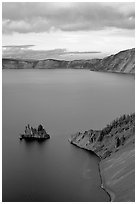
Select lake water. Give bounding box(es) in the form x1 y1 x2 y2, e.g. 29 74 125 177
2 69 135 202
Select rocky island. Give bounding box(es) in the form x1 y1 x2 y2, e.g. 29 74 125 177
20 124 50 141
2 48 135 74
69 113 135 202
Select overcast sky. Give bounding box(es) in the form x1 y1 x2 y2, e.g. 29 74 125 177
2 2 135 59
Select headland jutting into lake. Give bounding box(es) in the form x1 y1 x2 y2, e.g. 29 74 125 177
69 113 135 201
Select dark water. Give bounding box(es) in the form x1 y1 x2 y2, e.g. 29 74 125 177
2 70 134 202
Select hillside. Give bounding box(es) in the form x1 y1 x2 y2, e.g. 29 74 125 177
2 48 135 74
90 48 135 74
69 113 135 201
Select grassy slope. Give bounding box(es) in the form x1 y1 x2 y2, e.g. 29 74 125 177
100 137 135 201
69 114 135 201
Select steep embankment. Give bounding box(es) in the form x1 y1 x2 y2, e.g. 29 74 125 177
2 58 69 69
2 48 135 73
2 58 100 70
90 48 135 74
69 114 135 201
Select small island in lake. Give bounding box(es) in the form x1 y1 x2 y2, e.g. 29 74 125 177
20 124 50 140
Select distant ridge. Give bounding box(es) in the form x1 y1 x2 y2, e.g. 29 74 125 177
2 48 135 74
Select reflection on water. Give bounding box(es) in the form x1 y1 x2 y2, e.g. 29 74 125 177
3 70 134 201
22 139 48 145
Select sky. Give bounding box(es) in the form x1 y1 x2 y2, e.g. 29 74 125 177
2 2 135 60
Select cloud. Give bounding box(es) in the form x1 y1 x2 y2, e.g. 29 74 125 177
2 45 34 48
2 45 101 60
2 46 66 59
2 2 135 34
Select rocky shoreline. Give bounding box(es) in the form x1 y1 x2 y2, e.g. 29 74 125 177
69 113 135 201
98 163 114 202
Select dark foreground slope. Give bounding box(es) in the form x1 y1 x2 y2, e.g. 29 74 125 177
2 48 135 74
69 114 135 201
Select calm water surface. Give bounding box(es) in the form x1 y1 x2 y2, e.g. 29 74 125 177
2 70 135 202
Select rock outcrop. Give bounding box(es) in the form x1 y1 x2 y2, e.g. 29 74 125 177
69 113 135 159
69 113 135 201
2 48 135 74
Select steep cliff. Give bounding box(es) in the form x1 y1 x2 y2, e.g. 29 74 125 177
2 58 36 69
2 58 69 69
70 113 135 159
2 58 100 70
2 48 135 73
34 59 68 69
68 59 100 69
90 48 135 73
69 113 135 201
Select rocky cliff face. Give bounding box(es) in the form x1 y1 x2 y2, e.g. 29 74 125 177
68 59 100 69
35 59 68 69
90 48 135 73
2 48 135 73
2 58 69 69
2 58 100 70
2 58 35 69
69 113 135 159
69 113 135 201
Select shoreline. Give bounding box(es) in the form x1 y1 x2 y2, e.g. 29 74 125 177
69 113 135 202
99 163 115 202
69 140 113 202
2 67 135 75
69 136 135 202
2 48 135 74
